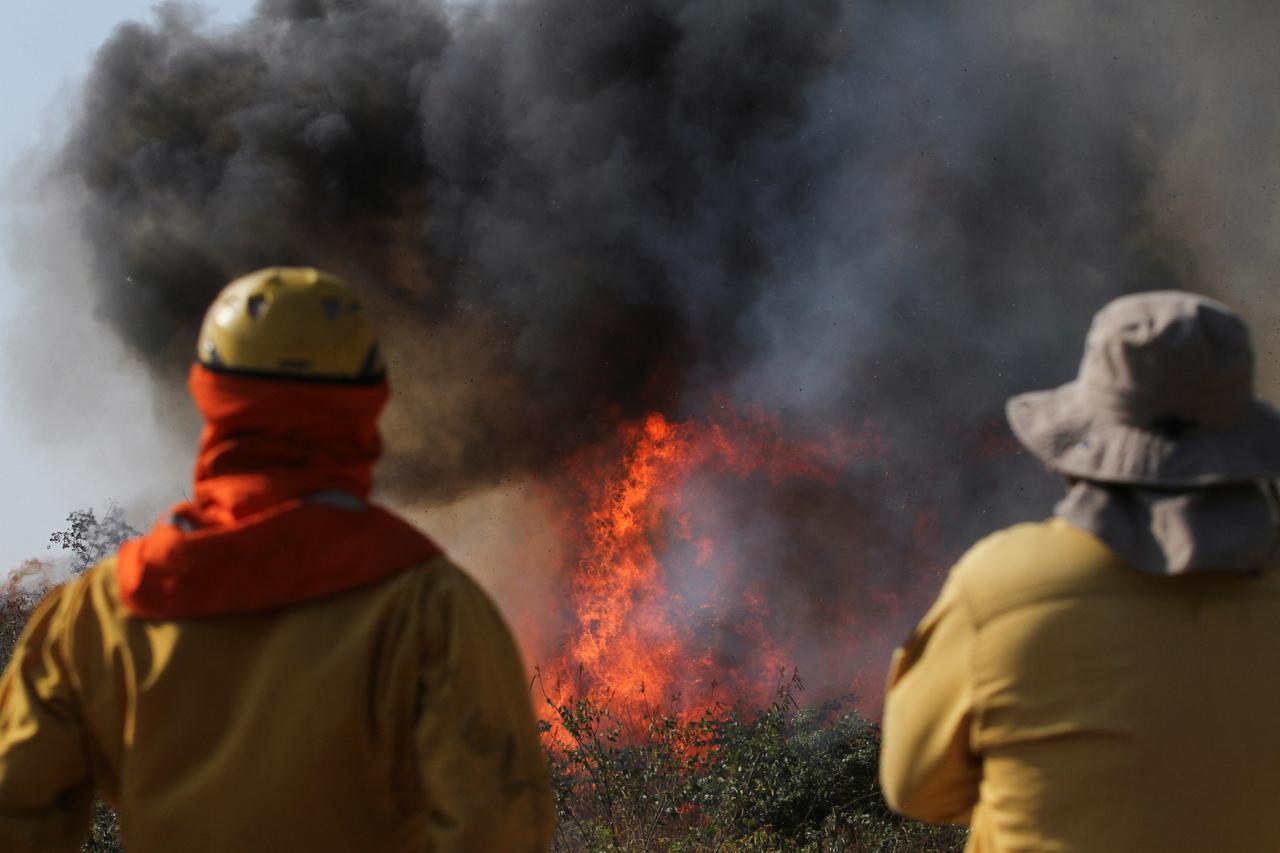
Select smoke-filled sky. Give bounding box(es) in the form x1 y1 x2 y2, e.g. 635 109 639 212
5 0 1280 663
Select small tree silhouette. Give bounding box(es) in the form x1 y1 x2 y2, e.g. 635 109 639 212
48 503 140 573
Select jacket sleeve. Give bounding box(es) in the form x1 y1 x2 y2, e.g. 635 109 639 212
879 571 980 824
0 585 93 852
415 568 555 852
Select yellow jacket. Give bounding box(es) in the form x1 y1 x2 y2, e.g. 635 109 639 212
0 555 554 852
882 518 1280 852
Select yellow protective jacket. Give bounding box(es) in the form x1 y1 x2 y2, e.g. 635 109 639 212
0 555 554 852
882 518 1280 852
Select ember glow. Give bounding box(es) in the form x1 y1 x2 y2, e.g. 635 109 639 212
544 405 889 715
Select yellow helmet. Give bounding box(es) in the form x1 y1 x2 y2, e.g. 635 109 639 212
196 267 384 382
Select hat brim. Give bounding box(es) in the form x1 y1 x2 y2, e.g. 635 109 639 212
1006 381 1280 487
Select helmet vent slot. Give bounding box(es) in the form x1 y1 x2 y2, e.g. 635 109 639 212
247 294 268 319
322 299 341 321
359 344 383 379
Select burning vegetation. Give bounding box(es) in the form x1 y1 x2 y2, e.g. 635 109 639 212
546 405 890 716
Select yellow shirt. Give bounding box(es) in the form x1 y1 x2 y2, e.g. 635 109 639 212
0 555 554 852
882 518 1280 852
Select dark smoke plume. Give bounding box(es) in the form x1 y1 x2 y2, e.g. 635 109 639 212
66 0 869 500
61 2 1198 497
26 0 1280 691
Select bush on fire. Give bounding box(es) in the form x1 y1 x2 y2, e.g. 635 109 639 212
541 672 966 852
0 509 961 853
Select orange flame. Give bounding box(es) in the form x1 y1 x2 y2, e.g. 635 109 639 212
546 403 886 717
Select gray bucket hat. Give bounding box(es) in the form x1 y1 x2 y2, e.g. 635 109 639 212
1006 290 1280 486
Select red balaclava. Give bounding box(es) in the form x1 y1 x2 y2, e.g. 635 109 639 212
117 365 439 618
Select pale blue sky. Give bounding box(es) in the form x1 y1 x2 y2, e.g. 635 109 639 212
0 2 257 572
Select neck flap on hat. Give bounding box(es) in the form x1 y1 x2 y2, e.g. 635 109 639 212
117 365 440 618
1056 480 1280 576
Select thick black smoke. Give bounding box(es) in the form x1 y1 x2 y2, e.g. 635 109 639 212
33 0 1280 681
66 0 868 498
62 2 1195 500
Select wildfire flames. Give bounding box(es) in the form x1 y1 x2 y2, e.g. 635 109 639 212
545 405 889 716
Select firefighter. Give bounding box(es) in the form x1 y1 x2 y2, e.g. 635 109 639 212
880 291 1280 851
0 268 554 851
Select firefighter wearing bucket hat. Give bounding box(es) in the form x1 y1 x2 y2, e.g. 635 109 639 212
0 268 554 852
880 291 1280 852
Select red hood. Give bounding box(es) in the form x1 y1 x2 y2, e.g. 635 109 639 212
117 365 439 618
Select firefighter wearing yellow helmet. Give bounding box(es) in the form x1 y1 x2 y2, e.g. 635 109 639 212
0 267 555 851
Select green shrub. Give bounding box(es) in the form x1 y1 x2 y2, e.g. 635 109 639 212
540 671 966 852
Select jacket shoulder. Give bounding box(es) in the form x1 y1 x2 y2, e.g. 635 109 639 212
397 553 490 603
21 557 124 628
1 558 125 695
75 556 133 623
948 519 1124 626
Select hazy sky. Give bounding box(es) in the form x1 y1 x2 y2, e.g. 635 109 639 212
0 2 257 572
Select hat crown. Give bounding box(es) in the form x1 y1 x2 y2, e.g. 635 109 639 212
1079 291 1254 429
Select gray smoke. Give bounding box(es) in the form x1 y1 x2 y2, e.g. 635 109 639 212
24 0 1280 698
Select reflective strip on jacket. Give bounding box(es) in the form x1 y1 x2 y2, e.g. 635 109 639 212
0 555 554 852
881 518 1280 852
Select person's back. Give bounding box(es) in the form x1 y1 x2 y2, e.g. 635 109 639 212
2 555 551 852
0 267 554 851
888 518 1280 851
881 291 1280 851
